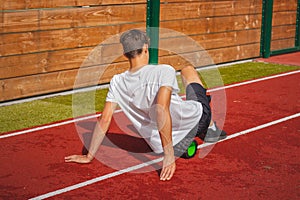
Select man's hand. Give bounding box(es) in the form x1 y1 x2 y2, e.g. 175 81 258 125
160 154 176 181
65 155 93 164
65 102 116 165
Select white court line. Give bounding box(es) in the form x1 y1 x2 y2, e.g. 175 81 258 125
29 157 164 200
29 112 300 200
1 69 299 140
198 112 300 149
0 110 120 139
0 114 97 139
209 69 300 92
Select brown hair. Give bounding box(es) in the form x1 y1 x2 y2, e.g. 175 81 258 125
120 29 149 59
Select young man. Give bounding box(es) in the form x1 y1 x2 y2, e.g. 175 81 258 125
65 29 226 181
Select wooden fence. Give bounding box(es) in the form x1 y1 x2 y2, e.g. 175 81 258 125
0 0 298 101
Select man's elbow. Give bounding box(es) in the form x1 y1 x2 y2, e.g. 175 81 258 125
99 115 112 126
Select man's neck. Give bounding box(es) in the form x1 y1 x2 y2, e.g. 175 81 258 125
129 57 149 73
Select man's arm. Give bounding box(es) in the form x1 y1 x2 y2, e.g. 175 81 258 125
65 101 117 163
156 86 176 181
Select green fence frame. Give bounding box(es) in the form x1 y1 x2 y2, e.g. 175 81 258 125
146 0 160 64
260 0 300 58
146 0 299 60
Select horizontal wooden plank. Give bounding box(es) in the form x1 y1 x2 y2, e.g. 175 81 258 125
100 0 145 5
0 10 40 33
0 29 260 79
1 0 145 10
163 0 296 12
273 0 298 12
161 14 261 35
199 29 260 49
0 52 49 79
1 0 79 10
69 5 145 29
272 11 297 26
1 4 146 33
271 38 296 51
209 43 260 64
272 25 296 40
161 1 262 21
162 0 297 17
0 47 91 79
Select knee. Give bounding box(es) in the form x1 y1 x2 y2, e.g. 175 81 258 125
180 65 203 86
181 66 195 73
181 66 194 76
181 66 197 77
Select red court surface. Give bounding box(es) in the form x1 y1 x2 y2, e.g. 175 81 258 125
256 51 300 66
0 70 299 199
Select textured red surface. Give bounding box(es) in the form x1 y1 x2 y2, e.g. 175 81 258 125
0 71 299 199
256 52 300 66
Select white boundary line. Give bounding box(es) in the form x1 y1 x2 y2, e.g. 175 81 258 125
29 157 164 200
1 69 299 139
0 110 122 139
29 112 300 200
198 112 300 149
0 114 99 139
0 85 110 107
209 69 300 92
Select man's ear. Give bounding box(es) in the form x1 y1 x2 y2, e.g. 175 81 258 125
144 44 149 54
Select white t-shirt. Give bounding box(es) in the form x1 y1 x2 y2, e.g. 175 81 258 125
106 64 202 153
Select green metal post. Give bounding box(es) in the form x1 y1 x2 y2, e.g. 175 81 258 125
295 0 300 47
146 0 160 64
260 0 274 58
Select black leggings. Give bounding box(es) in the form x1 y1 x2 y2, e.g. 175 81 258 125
174 83 212 157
